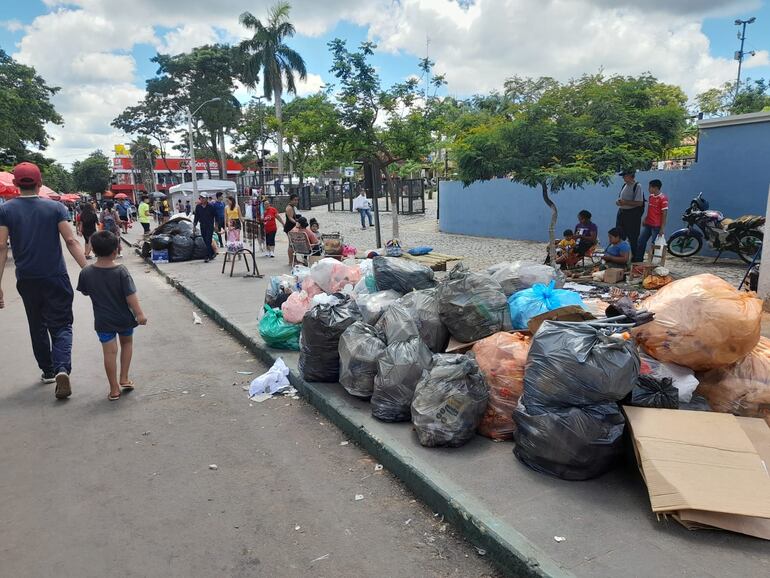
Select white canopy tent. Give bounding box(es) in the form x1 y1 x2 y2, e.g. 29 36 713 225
168 179 237 208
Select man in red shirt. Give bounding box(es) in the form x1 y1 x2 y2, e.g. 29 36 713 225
260 199 284 258
634 179 668 262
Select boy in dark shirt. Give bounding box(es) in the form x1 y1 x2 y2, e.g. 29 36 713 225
77 231 147 400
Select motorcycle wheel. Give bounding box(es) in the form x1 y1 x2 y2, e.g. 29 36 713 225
667 231 702 258
736 230 763 264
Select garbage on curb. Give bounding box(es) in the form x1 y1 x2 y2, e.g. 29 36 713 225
695 336 770 425
356 289 402 325
259 305 301 350
508 281 585 330
411 354 489 448
299 298 361 382
339 322 386 398
375 302 420 343
372 256 436 294
632 274 762 371
472 332 530 440
438 264 508 343
282 290 313 324
371 336 433 422
396 288 450 353
248 358 292 400
485 261 566 296
625 407 770 540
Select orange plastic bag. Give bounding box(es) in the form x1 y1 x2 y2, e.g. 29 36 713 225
696 337 770 425
472 332 530 440
632 274 762 371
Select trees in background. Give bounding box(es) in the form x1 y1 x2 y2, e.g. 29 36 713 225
73 151 111 195
456 73 687 262
239 2 307 176
695 78 770 117
41 163 74 193
130 137 157 194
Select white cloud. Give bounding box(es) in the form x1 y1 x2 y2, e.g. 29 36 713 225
0 19 25 32
17 0 766 165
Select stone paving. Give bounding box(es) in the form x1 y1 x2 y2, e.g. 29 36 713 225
304 197 750 286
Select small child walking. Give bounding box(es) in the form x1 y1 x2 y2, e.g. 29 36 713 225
77 231 147 400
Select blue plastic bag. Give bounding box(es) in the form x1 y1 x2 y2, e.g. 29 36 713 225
508 281 585 330
407 246 433 256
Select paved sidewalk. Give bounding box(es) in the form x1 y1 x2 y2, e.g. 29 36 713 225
125 225 770 578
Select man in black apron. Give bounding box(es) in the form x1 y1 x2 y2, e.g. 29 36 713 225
615 170 644 260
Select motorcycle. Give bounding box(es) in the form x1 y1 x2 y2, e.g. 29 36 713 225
667 193 764 264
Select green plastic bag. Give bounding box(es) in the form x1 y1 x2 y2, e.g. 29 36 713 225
365 274 378 293
259 305 301 350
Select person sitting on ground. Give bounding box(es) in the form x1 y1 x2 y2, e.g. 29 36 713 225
602 227 632 269
76 230 147 401
554 229 576 266
574 210 598 256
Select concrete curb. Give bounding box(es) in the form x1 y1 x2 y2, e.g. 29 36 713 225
130 241 572 578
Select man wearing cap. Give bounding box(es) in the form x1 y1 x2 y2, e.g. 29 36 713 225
192 194 218 262
0 162 87 399
615 170 645 259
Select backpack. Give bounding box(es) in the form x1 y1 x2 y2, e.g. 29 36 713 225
102 210 119 233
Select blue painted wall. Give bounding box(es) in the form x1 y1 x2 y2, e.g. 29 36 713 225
439 117 770 243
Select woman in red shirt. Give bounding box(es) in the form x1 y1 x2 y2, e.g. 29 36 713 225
261 199 284 258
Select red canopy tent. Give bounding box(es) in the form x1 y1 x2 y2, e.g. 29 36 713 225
0 171 59 199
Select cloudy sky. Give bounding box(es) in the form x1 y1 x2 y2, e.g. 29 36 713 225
1 0 769 167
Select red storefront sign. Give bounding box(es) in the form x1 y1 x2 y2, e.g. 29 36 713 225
112 157 244 172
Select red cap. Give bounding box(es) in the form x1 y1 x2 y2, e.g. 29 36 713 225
13 162 43 188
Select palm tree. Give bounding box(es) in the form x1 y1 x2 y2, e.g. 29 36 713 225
239 2 307 176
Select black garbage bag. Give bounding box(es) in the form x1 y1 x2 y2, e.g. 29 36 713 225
680 393 712 412
355 290 402 325
397 288 450 353
150 234 172 250
299 298 362 382
152 217 193 237
140 240 151 259
411 354 489 448
513 403 626 481
437 264 508 343
523 321 640 408
372 256 436 294
339 322 386 398
192 236 208 260
375 302 419 343
169 235 194 262
371 337 433 422
626 375 679 409
485 261 566 296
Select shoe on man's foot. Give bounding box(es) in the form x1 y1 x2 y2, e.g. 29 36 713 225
54 371 71 399
41 372 56 384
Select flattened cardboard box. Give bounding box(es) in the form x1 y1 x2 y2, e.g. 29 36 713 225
624 407 770 540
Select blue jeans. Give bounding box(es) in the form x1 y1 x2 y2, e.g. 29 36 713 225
359 208 373 227
16 275 74 374
635 225 660 262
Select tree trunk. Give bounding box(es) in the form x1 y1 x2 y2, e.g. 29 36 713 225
383 164 399 240
541 181 558 271
275 87 284 176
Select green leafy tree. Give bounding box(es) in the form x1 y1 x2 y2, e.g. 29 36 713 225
456 73 687 262
329 39 444 238
233 96 277 175
239 2 307 175
282 92 340 185
0 49 62 163
72 150 111 195
130 137 157 194
41 163 74 193
147 45 241 179
112 93 176 177
694 78 770 117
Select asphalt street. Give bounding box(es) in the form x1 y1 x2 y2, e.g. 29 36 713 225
0 249 497 578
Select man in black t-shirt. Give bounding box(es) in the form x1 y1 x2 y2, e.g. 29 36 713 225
193 194 218 262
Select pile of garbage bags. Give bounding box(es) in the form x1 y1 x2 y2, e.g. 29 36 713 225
356 290 402 325
299 297 361 382
485 261 565 296
514 321 639 480
632 274 762 371
142 217 208 263
472 332 530 440
411 354 488 447
437 264 508 342
372 256 436 294
339 322 387 398
259 306 301 350
376 302 419 343
397 288 449 353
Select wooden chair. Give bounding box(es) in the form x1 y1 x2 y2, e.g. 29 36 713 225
288 230 313 267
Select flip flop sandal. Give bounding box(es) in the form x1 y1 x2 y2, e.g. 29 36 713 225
120 381 135 391
108 392 121 401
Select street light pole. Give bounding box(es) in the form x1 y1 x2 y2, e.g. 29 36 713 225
186 97 222 200
734 17 757 103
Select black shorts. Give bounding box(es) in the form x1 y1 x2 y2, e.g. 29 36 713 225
266 231 276 246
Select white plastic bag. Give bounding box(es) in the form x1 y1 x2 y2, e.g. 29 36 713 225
312 293 342 307
309 257 343 293
640 354 699 402
248 358 291 398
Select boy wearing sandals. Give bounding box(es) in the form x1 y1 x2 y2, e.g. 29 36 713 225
76 231 147 400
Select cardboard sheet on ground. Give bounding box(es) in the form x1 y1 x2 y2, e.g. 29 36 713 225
624 407 770 540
